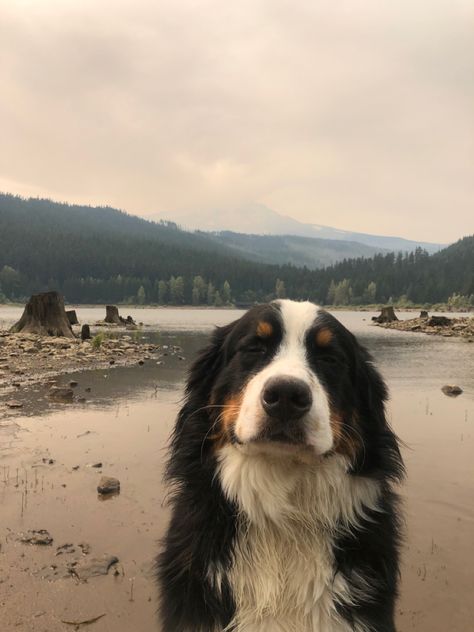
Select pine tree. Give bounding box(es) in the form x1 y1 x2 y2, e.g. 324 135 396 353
207 282 215 306
275 278 286 299
222 280 232 304
137 285 146 305
158 280 168 305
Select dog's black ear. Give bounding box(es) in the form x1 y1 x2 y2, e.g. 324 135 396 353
185 320 237 397
352 341 388 424
352 339 405 482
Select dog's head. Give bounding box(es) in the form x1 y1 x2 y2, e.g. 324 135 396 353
174 300 402 479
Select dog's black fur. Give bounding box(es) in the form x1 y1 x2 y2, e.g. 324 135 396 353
157 303 404 631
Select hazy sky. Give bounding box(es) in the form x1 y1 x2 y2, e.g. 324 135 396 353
1 0 473 242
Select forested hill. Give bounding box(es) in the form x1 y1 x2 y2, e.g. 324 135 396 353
0 193 472 306
199 231 386 269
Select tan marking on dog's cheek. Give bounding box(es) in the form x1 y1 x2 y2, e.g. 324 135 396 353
330 408 360 460
256 321 273 338
210 393 243 447
316 328 333 347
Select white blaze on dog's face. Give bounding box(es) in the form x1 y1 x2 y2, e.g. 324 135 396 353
235 300 333 455
208 299 362 461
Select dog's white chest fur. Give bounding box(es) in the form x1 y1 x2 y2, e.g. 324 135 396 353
217 446 379 632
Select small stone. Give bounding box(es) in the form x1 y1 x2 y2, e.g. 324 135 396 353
91 462 103 469
68 554 119 580
138 360 145 365
48 387 74 402
441 385 463 397
6 400 23 409
97 476 120 495
69 380 78 388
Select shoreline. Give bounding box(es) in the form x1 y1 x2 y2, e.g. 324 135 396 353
374 315 474 340
0 328 168 415
1 302 472 313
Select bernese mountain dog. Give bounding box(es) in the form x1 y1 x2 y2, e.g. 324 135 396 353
157 300 404 632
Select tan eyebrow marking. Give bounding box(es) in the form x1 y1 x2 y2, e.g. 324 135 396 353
256 321 273 338
316 327 333 347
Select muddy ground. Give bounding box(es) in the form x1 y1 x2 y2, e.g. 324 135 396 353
0 326 473 632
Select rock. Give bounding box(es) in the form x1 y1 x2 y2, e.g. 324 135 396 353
441 384 463 397
68 554 119 580
109 359 115 365
48 387 74 402
19 529 53 545
138 359 145 365
6 400 23 409
69 380 78 388
90 462 103 468
97 476 120 495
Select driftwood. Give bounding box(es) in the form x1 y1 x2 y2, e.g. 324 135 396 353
66 310 79 325
372 306 398 324
10 291 74 338
428 316 451 327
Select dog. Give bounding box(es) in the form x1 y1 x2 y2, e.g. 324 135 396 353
157 300 404 632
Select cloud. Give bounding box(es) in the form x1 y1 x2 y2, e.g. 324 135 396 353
0 0 473 242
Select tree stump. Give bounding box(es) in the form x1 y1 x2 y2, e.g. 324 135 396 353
105 305 122 324
81 324 91 341
419 310 429 319
373 306 398 324
66 310 79 325
11 291 75 338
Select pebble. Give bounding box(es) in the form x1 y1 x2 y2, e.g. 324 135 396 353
441 384 463 397
97 476 120 495
19 529 53 545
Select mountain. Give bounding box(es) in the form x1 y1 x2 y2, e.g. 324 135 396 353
150 203 445 254
0 193 471 306
202 231 387 269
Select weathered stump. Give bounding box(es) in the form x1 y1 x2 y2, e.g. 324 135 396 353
81 324 91 341
66 310 79 325
10 291 75 338
419 310 429 319
105 305 122 324
373 306 398 324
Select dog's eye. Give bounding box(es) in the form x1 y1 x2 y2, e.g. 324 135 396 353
243 343 267 354
318 354 338 366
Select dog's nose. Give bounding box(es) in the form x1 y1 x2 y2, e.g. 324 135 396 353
261 376 312 420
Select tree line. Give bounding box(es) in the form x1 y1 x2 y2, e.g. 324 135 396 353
0 194 473 306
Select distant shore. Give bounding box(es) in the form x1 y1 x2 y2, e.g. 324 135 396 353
1 302 472 312
374 314 474 340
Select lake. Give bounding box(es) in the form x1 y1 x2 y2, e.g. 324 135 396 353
0 306 473 631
